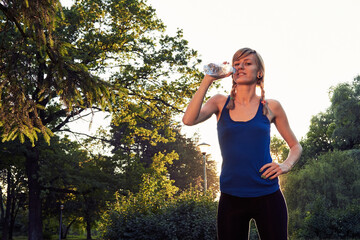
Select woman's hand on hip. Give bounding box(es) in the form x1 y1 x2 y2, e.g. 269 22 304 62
259 162 291 180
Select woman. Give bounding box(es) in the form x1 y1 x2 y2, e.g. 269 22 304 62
182 48 302 240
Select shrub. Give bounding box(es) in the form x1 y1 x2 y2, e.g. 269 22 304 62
102 188 217 240
299 198 360 239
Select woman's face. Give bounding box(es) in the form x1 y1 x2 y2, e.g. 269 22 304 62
233 54 260 85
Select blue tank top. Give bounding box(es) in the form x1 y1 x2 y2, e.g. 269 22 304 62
217 96 279 197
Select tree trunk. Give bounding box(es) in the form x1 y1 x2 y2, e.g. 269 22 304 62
25 147 43 240
9 205 17 240
9 182 17 240
2 168 11 240
0 187 4 239
64 219 76 239
86 218 92 240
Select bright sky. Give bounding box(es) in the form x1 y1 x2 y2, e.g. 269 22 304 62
62 0 360 172
146 0 360 169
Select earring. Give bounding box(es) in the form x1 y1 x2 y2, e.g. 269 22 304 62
257 73 262 79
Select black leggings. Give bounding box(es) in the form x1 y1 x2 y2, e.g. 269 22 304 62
217 190 288 240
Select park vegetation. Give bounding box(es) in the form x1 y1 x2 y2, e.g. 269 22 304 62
1 0 360 239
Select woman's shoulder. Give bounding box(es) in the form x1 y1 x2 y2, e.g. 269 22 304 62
266 99 283 111
265 99 286 121
206 94 229 117
211 93 228 101
209 94 229 108
207 94 228 104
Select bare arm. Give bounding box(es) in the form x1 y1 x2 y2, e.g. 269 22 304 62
182 74 229 126
260 100 303 179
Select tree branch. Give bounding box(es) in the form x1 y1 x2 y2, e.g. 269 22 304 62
58 129 111 143
48 108 85 132
0 3 27 38
128 93 184 114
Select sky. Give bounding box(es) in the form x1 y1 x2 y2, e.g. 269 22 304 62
145 0 360 170
62 0 360 172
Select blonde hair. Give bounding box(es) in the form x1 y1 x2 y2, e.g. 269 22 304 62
227 48 268 115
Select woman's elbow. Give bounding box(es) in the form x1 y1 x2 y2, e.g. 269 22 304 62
294 142 303 155
182 116 195 126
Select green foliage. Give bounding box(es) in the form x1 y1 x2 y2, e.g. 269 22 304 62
37 135 121 237
0 140 28 239
101 150 218 239
111 121 219 193
277 77 360 238
102 188 217 240
299 198 360 239
301 110 335 159
1 0 203 237
0 0 62 51
301 76 360 160
282 149 360 238
330 76 360 150
270 135 288 163
1 0 202 145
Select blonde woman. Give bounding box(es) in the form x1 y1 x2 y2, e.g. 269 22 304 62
183 48 302 240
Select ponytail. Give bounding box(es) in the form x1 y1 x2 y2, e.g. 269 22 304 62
227 82 237 110
258 79 268 116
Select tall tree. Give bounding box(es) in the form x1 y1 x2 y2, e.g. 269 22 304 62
39 135 120 240
161 130 219 192
299 75 360 165
330 76 360 150
111 121 219 193
0 0 202 238
281 75 360 238
299 110 335 167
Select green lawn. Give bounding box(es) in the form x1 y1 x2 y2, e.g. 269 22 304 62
13 236 98 240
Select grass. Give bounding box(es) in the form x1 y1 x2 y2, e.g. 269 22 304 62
13 236 98 240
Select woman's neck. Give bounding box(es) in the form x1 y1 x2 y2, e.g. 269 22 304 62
234 84 258 105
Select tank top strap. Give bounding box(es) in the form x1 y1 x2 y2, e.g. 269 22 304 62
255 100 263 118
222 95 231 111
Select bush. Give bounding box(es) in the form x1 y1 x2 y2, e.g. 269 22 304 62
299 198 360 239
282 149 360 239
102 188 217 240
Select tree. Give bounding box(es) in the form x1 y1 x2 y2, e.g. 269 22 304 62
280 76 360 238
299 75 360 166
270 135 288 164
164 130 219 192
38 135 120 239
111 121 219 193
0 0 202 238
0 140 29 240
329 76 360 150
101 151 218 240
282 150 360 238
299 110 335 167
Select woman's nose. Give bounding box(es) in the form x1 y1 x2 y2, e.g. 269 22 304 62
237 63 244 69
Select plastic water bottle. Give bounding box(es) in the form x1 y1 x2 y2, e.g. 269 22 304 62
203 63 235 77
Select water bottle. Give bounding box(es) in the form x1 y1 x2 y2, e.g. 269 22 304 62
203 63 235 77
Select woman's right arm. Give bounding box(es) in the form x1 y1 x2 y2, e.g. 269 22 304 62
182 75 222 126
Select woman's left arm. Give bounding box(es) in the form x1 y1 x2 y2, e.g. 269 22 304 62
260 99 303 180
